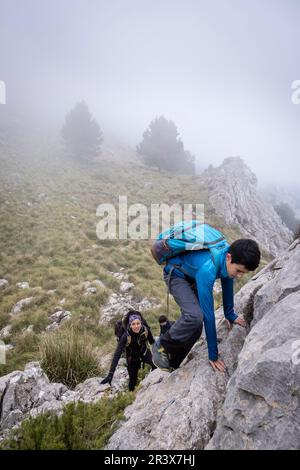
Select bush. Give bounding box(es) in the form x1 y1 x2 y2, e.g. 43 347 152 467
0 393 134 450
40 327 101 389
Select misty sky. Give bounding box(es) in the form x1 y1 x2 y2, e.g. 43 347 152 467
1 0 299 186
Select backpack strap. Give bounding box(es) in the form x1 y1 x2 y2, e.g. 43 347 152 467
126 331 131 346
165 247 225 315
209 245 226 274
126 325 149 348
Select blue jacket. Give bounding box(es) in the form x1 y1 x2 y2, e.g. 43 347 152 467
163 247 238 361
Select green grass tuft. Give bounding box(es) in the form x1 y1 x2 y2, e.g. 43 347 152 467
40 327 101 389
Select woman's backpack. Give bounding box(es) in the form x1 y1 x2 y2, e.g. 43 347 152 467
114 320 125 341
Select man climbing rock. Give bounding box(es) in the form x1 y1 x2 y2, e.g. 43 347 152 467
152 227 261 373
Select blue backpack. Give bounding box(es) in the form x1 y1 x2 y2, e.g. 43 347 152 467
151 221 229 272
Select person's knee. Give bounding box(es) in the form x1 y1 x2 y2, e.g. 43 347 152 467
189 309 203 330
195 322 203 339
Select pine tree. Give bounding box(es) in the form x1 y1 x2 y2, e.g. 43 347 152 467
137 115 195 174
61 101 103 162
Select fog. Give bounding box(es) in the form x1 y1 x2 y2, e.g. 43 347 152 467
1 0 299 187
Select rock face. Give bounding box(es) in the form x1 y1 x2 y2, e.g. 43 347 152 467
207 238 300 450
106 238 300 450
0 360 128 439
100 270 161 324
201 157 293 256
0 362 69 435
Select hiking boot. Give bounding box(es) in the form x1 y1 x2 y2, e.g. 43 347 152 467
152 338 171 371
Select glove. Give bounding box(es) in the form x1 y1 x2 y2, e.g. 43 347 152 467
101 372 113 385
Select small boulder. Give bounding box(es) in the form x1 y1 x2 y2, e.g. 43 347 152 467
0 279 8 289
16 282 30 289
10 297 34 317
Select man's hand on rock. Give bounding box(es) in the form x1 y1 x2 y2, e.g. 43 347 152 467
209 358 227 373
226 316 247 330
233 316 247 327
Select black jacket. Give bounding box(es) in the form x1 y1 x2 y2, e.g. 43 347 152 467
109 324 155 375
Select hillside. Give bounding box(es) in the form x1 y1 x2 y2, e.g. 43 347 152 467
0 141 253 378
0 140 279 448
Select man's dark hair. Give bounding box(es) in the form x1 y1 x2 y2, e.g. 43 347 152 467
159 315 168 324
229 239 261 271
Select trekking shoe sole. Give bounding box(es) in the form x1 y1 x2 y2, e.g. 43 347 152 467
152 340 171 371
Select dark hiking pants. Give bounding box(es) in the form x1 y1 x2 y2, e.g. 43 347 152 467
127 349 156 391
160 271 204 369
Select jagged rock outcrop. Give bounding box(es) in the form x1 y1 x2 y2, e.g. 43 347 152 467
99 270 161 324
0 360 128 440
100 293 160 325
106 238 300 450
201 157 293 256
207 238 300 450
